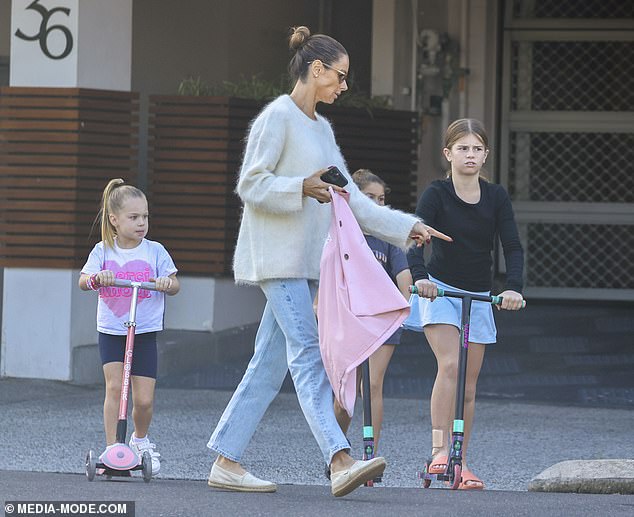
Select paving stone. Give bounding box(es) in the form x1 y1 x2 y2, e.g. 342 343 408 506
529 459 634 494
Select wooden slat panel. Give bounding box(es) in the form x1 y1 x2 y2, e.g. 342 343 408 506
0 155 134 168
152 161 234 173
1 142 136 157
151 217 235 230
0 108 136 123
0 258 84 268
0 131 134 146
0 246 80 258
0 87 138 269
0 166 135 178
0 234 77 246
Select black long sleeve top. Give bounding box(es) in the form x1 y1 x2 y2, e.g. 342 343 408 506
407 178 524 293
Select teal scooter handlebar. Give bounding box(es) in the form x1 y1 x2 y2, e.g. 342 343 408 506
409 285 526 309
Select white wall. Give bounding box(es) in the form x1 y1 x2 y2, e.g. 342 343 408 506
1 269 96 380
371 0 396 98
10 0 79 86
10 0 131 89
164 277 265 332
77 0 132 90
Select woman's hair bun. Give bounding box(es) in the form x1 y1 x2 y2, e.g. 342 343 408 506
289 26 311 50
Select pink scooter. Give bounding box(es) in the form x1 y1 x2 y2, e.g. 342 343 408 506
85 278 157 482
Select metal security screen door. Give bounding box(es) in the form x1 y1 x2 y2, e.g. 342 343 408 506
499 0 634 301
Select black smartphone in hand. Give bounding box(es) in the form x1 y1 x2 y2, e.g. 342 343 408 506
320 166 348 188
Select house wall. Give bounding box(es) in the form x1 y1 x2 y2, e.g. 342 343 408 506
1 0 11 85
387 0 500 193
0 1 9 54
130 0 371 185
131 0 370 97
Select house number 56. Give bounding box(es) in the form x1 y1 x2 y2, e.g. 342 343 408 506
15 0 74 60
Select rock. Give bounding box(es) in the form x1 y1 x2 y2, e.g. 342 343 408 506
529 459 634 494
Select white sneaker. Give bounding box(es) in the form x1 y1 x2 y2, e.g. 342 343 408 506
129 434 161 475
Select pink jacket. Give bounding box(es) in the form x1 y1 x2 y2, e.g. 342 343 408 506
318 190 410 416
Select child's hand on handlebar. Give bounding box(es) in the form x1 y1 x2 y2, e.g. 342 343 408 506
497 290 524 311
414 279 438 301
151 276 173 293
95 270 115 287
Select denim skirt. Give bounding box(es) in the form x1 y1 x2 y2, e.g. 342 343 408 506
402 275 497 344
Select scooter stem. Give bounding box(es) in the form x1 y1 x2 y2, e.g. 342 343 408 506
116 283 139 442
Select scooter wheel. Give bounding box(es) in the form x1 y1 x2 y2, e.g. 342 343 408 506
450 463 462 490
142 451 152 482
85 450 97 481
420 461 432 488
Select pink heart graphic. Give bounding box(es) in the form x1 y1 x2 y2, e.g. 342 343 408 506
100 260 154 317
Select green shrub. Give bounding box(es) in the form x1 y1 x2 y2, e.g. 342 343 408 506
177 75 392 112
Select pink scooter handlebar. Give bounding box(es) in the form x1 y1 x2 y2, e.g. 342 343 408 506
113 278 157 291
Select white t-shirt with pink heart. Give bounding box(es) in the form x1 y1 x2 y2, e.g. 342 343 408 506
81 238 178 335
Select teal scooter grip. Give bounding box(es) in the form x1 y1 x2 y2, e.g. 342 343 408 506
492 295 527 308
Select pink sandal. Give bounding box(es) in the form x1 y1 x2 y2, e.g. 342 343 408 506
427 455 448 475
458 469 485 490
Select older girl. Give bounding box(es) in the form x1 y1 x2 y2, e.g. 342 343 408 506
408 119 524 489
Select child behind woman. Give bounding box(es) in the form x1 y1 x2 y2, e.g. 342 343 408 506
332 169 413 477
79 178 180 476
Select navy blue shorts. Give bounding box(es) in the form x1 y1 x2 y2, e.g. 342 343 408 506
384 327 403 345
98 332 158 379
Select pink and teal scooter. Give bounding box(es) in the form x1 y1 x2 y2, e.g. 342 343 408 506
409 285 525 489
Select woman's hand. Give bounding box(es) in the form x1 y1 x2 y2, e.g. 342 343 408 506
409 221 452 246
302 169 347 203
497 290 524 311
414 278 438 301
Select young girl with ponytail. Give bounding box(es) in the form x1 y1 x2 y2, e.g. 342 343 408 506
79 178 179 477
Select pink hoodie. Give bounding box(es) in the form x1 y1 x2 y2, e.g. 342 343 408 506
318 190 410 417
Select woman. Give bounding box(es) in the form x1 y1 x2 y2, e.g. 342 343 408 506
207 25 451 498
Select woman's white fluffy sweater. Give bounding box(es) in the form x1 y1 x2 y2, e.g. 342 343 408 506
233 95 419 284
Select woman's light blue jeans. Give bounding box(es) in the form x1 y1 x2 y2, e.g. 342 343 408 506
207 278 350 464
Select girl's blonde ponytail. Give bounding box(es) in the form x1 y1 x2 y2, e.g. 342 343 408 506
100 178 125 249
